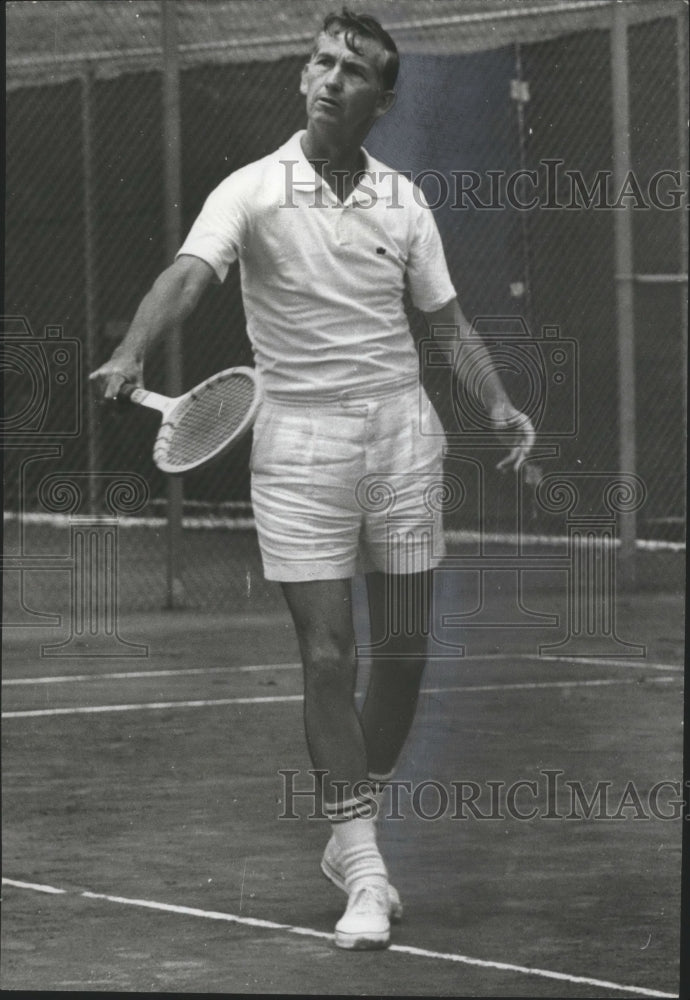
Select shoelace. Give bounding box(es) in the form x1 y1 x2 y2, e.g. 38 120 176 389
348 885 388 914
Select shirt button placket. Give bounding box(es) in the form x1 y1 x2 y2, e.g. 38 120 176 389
335 203 347 246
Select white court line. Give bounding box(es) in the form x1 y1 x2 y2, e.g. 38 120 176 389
2 693 305 719
1 877 677 998
450 653 683 674
538 653 685 674
2 652 682 687
2 878 67 895
423 677 677 696
1 676 678 719
2 663 303 687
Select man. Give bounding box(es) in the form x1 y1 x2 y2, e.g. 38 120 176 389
91 8 533 950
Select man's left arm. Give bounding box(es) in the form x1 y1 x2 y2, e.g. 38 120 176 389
421 297 535 471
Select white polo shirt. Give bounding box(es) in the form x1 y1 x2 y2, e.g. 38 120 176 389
177 131 456 399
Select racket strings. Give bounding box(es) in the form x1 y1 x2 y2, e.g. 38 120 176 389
163 374 256 468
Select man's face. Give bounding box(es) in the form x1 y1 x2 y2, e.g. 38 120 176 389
300 30 394 135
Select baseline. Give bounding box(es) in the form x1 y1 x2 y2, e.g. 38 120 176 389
1 877 677 999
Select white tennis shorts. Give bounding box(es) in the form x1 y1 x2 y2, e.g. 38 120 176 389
250 379 447 582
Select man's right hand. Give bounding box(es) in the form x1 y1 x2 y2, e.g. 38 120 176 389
89 353 144 401
88 256 215 402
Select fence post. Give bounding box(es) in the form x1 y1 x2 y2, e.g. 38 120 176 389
677 9 689 427
610 3 637 587
161 0 184 607
81 64 99 516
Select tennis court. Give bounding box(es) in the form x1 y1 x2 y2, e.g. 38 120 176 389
2 532 683 996
3 0 686 995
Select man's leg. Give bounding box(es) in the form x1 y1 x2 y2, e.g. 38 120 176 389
281 577 391 949
359 569 433 781
280 578 367 797
320 569 430 926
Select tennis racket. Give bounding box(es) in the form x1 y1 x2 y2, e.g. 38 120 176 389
117 366 261 474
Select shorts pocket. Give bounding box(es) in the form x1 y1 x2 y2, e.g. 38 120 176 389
250 405 316 474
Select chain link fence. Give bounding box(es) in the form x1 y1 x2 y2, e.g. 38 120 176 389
4 0 686 611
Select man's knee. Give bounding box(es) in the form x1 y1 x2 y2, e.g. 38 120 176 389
301 632 355 687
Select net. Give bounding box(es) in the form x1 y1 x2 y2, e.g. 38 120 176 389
3 507 682 622
158 371 258 472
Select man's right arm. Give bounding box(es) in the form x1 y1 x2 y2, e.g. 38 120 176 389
89 254 215 399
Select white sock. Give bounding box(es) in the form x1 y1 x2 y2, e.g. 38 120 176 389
331 820 388 892
325 798 388 893
325 777 388 851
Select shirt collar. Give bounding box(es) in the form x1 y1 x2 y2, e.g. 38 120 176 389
278 130 381 207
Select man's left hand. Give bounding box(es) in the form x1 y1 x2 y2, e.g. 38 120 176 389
490 404 535 471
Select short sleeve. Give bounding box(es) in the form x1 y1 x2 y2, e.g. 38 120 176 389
405 189 456 313
176 172 249 283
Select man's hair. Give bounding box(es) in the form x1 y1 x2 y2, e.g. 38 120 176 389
320 7 399 90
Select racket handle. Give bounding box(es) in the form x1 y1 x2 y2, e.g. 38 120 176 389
114 384 167 412
116 382 139 401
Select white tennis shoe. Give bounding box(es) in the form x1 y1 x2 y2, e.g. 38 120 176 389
334 881 391 950
320 835 403 922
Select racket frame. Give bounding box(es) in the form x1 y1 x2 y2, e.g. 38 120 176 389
120 366 261 475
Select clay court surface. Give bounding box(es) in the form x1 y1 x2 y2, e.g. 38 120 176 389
1 539 684 996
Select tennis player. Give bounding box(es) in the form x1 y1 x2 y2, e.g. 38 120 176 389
91 8 534 950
